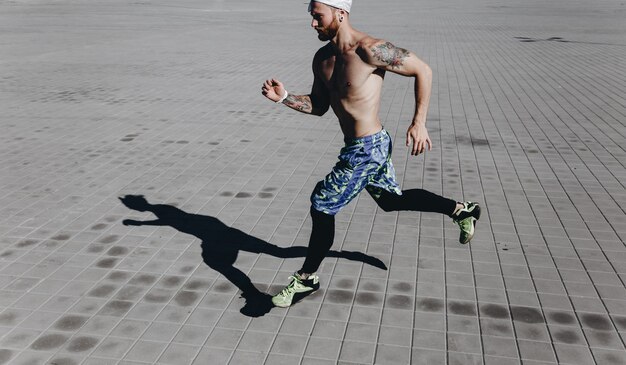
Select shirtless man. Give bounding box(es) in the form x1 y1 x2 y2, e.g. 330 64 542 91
262 0 481 308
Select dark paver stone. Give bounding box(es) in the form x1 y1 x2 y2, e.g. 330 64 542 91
160 276 184 288
107 246 129 256
99 235 119 244
448 301 477 316
553 329 581 344
67 336 99 352
580 313 612 330
417 298 444 312
613 316 626 330
144 290 173 303
214 282 236 293
48 357 77 365
30 334 69 350
91 223 108 230
0 350 13 364
480 303 510 319
129 274 157 286
115 286 144 301
510 306 544 323
88 284 117 297
326 290 354 304
549 311 576 325
393 282 412 292
361 282 382 291
54 315 89 331
387 294 412 309
96 258 118 268
355 292 383 306
337 279 355 289
107 271 131 282
99 301 133 316
174 291 200 307
184 279 212 291
0 312 17 326
87 244 106 253
16 239 38 248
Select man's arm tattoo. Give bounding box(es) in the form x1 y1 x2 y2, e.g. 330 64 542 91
283 94 313 113
371 42 410 69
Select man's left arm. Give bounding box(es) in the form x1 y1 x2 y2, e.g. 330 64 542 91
362 40 433 155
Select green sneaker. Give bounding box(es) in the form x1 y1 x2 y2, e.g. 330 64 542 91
452 202 481 244
272 273 319 308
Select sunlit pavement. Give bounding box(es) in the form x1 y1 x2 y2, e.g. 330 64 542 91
1 0 625 363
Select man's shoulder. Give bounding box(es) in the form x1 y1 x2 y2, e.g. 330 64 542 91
356 36 389 55
313 43 334 59
353 36 390 67
312 44 334 72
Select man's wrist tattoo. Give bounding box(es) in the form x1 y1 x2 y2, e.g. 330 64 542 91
284 94 313 113
371 42 409 69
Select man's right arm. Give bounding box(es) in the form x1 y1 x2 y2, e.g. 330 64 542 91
281 75 329 116
262 56 330 116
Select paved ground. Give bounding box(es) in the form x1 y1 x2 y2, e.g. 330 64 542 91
1 0 625 364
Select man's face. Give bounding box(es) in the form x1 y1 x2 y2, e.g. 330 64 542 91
310 2 339 41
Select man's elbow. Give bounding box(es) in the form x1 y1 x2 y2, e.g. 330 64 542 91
417 64 432 82
310 98 330 116
312 105 329 116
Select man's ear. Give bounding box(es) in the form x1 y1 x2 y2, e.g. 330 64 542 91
338 9 346 22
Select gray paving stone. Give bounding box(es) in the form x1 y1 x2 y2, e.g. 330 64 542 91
338 340 375 364
517 340 557 363
0 0 624 364
192 347 231 365
553 343 595 365
303 336 342 361
591 348 626 365
484 355 521 365
448 352 483 365
157 343 200 365
123 340 165 363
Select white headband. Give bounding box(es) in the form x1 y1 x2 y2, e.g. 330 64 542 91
308 0 352 13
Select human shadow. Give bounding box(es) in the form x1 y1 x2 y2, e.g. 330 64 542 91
119 195 387 317
514 36 626 47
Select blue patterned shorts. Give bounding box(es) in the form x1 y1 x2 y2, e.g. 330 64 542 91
311 129 402 215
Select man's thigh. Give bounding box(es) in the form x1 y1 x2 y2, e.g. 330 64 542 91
310 160 368 215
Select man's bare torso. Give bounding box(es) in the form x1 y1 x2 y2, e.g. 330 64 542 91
314 35 385 139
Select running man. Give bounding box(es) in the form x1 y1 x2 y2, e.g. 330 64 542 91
262 0 480 308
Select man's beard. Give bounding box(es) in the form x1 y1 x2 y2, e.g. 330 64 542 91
316 18 339 41
317 31 334 41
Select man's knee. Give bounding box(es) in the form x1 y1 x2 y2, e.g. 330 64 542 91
373 191 400 212
308 206 335 253
310 181 338 216
310 206 335 226
375 196 394 212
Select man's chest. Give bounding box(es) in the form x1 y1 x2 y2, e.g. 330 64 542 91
319 53 376 95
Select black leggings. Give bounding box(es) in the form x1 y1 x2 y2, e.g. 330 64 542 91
300 189 457 274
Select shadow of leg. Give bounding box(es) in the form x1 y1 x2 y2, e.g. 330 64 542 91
239 291 274 317
203 253 274 317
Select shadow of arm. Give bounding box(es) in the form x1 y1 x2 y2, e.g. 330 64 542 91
327 250 388 270
268 246 388 270
123 219 164 226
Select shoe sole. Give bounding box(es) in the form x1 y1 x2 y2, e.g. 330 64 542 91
272 289 316 308
272 300 292 308
272 285 319 308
